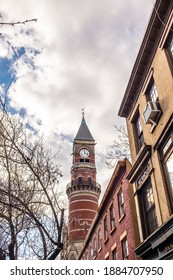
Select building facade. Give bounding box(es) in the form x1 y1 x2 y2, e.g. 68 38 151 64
118 0 173 259
78 160 140 260
63 113 101 259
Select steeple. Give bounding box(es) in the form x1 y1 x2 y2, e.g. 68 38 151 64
74 110 94 141
64 111 101 260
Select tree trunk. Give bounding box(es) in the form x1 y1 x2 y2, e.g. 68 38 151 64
48 243 63 260
8 243 15 260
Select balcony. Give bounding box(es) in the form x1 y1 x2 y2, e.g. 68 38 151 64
66 179 101 197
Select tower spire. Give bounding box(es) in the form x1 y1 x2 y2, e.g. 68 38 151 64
65 114 101 260
74 111 94 141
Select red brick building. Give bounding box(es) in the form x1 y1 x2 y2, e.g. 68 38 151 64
78 159 140 260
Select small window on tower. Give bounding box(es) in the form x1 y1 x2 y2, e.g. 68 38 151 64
80 158 90 163
77 176 82 185
88 177 92 185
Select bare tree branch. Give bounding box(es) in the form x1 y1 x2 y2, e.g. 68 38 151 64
106 124 131 168
0 19 37 26
0 86 65 260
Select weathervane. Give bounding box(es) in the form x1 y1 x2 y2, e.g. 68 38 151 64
81 108 85 117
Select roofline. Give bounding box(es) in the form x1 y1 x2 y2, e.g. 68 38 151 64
118 0 172 118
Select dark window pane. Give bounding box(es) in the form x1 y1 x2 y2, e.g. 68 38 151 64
141 179 158 237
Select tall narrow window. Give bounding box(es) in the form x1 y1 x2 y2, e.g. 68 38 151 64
146 79 158 102
103 215 108 241
89 245 92 258
93 236 96 253
98 227 102 250
165 27 173 63
140 178 158 238
121 237 129 260
118 187 124 218
88 176 92 185
133 112 144 152
160 133 173 210
168 34 173 59
109 203 115 230
112 248 117 260
77 176 82 185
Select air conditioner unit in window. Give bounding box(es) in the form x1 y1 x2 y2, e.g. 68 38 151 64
143 101 161 124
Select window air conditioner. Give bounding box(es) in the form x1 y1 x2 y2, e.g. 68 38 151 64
143 101 161 124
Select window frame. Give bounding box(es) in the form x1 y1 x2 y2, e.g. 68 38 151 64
109 203 115 231
112 247 117 260
133 111 144 153
93 236 96 252
97 227 102 251
117 187 125 218
165 27 173 63
146 78 159 102
121 237 129 260
80 158 89 163
103 214 108 242
139 178 158 238
160 133 173 211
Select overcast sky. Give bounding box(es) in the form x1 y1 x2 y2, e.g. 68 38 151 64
0 0 154 199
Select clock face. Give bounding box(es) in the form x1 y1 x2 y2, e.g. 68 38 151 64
79 148 90 158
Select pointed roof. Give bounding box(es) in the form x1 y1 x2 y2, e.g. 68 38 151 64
74 115 95 142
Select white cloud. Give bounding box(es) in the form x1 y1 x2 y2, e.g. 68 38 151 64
0 0 153 195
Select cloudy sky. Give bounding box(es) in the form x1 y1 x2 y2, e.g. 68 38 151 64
0 0 154 198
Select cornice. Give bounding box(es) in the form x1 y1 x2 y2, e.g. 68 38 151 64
118 0 172 118
127 144 151 183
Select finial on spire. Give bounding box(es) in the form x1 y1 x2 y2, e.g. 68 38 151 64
81 108 85 117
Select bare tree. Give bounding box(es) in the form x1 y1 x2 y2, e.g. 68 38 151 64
0 89 65 260
106 124 131 168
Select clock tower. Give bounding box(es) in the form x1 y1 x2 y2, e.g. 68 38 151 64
65 113 101 259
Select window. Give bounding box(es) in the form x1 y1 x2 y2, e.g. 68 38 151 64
77 176 82 185
140 178 158 238
98 227 102 250
160 133 173 210
80 158 89 163
89 245 92 258
168 34 173 59
112 248 117 260
121 237 129 260
103 215 108 241
118 187 124 218
133 112 144 152
146 78 158 102
88 176 92 185
109 204 115 230
93 236 96 252
165 27 173 63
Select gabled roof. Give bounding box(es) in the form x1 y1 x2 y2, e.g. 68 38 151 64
74 116 95 142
